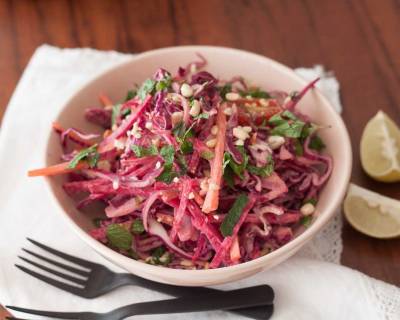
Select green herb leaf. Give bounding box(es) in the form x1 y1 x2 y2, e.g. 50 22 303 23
106 224 132 250
268 114 286 126
218 84 232 100
160 145 175 168
156 169 179 184
220 194 249 237
121 108 131 117
309 135 326 152
87 152 100 168
131 145 158 158
138 79 155 101
111 104 121 127
156 76 172 91
131 219 145 234
172 121 186 138
194 113 209 120
223 166 235 189
125 90 136 102
282 110 298 121
247 156 274 177
241 88 270 99
180 140 193 155
176 154 188 175
224 147 249 179
152 246 166 259
271 120 305 138
200 150 215 160
300 215 313 228
303 198 318 206
68 144 98 169
293 139 304 156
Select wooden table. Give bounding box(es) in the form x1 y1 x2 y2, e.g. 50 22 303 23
1 0 399 315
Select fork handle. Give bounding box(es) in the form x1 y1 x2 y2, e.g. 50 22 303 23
108 285 273 319
114 274 274 319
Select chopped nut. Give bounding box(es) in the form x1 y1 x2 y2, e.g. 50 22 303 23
233 126 250 140
173 177 180 183
180 83 193 97
113 139 125 150
234 139 244 146
206 138 217 148
224 107 233 116
267 135 286 150
145 121 153 129
211 125 219 135
189 99 201 117
300 203 315 216
171 111 183 127
188 192 195 199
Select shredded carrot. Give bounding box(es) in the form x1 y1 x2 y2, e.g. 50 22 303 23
192 191 204 206
99 93 113 107
28 162 86 177
229 236 241 262
202 103 227 213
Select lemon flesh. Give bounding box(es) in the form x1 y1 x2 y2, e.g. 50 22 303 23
344 183 400 239
360 110 400 182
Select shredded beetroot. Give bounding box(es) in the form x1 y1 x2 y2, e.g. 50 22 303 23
39 60 332 269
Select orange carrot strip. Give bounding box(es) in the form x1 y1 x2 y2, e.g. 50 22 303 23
99 93 113 107
28 162 86 177
192 191 204 206
202 103 227 213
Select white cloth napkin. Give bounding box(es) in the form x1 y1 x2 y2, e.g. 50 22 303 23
0 45 399 320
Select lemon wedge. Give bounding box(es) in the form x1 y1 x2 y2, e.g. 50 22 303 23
344 183 400 239
360 110 400 182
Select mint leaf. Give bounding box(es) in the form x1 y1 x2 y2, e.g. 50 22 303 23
282 110 298 121
111 104 121 127
240 88 270 99
247 156 274 177
68 144 98 169
223 166 235 189
194 113 209 120
125 90 136 101
300 215 313 228
106 224 132 250
293 139 304 156
218 84 232 100
180 140 193 155
220 194 249 237
138 79 155 101
271 120 305 138
268 114 285 126
224 147 248 179
131 219 145 234
156 169 179 184
309 135 326 152
200 150 214 160
160 145 175 167
156 76 172 91
131 145 158 157
121 108 131 117
303 198 318 206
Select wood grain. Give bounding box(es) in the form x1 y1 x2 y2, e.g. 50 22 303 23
0 0 399 310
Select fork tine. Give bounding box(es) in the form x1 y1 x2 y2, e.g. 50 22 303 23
15 264 84 297
6 306 81 319
27 238 94 268
22 248 89 277
18 256 87 286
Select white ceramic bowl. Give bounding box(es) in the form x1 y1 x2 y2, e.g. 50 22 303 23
45 46 352 286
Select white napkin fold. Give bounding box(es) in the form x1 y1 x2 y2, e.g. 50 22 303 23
0 45 399 320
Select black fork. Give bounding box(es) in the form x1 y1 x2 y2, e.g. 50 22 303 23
15 238 274 319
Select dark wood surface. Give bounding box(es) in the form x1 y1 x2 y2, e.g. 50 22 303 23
0 1 399 313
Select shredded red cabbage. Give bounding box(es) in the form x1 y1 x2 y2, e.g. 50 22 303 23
45 59 333 269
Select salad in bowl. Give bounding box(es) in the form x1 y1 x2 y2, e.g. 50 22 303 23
30 55 332 270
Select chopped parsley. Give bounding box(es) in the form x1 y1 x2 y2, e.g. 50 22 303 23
223 147 249 179
124 90 136 102
220 194 249 237
300 215 313 228
111 104 121 127
240 88 270 99
156 145 179 184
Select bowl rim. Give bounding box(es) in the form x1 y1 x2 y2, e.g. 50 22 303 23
45 45 352 277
